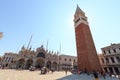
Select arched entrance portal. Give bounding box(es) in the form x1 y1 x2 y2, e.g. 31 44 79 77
35 58 44 69
17 59 25 69
25 59 33 69
52 62 57 70
46 61 51 69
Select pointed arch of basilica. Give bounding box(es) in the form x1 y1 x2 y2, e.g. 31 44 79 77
35 58 44 69
17 58 25 69
25 58 33 69
52 62 57 70
46 61 51 69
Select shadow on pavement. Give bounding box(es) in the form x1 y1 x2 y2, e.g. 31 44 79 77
56 74 77 80
56 73 120 80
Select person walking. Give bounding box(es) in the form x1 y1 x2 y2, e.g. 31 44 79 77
101 71 106 79
93 71 99 80
65 69 67 75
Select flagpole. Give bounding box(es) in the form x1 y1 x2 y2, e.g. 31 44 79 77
58 43 61 71
27 35 33 50
46 40 49 51
59 43 61 54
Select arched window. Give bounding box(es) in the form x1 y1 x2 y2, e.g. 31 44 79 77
113 49 116 53
69 59 71 62
111 57 115 63
105 58 109 63
65 58 67 61
101 58 104 63
103 50 106 54
37 52 45 58
108 50 111 54
116 57 120 62
74 59 76 62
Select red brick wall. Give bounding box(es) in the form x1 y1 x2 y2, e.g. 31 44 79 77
75 23 102 72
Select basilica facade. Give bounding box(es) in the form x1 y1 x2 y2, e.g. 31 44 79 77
0 45 77 71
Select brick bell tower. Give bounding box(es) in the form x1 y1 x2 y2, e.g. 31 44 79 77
74 5 102 72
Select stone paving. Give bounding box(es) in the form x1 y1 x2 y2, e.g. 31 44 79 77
0 69 71 80
57 73 119 80
0 69 119 80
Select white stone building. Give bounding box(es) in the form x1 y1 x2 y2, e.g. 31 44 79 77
99 43 120 75
59 55 77 70
0 52 18 68
0 56 2 64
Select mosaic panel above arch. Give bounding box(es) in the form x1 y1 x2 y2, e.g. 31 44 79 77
37 52 45 58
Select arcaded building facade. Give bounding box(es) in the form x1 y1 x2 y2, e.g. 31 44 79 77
0 58 1 65
100 43 120 74
0 52 18 68
73 5 102 72
59 55 77 70
0 45 77 70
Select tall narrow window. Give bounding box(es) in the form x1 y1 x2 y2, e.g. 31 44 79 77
114 67 119 74
103 51 106 54
74 59 76 62
116 57 120 63
101 58 104 63
108 50 111 54
111 57 115 63
113 49 116 53
5 57 8 62
104 67 108 73
109 67 113 74
75 18 80 23
69 59 71 62
65 58 67 61
105 58 109 63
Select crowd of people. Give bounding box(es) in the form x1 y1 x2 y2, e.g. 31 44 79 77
70 69 120 80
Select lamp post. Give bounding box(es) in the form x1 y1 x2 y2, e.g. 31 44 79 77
57 53 60 71
58 55 60 71
58 44 61 71
71 61 73 69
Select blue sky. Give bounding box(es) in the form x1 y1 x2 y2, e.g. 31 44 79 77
0 0 120 56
